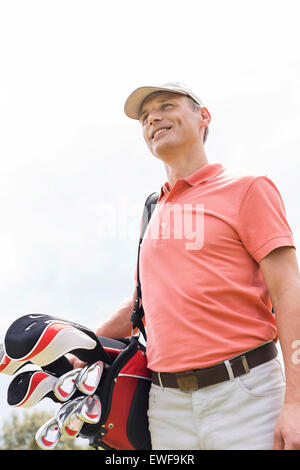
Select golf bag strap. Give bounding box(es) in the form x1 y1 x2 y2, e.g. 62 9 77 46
131 192 159 341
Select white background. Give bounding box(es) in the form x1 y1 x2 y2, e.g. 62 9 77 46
0 0 299 440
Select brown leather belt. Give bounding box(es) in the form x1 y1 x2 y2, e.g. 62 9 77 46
151 341 277 393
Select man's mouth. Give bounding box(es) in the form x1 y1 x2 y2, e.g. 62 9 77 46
151 127 172 140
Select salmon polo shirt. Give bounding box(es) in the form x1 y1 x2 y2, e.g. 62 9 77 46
138 162 295 373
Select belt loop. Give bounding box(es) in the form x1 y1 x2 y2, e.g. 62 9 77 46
157 372 164 389
224 360 235 381
241 355 250 374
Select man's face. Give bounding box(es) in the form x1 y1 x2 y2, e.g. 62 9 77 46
139 91 204 159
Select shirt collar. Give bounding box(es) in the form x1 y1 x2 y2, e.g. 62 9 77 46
159 162 225 199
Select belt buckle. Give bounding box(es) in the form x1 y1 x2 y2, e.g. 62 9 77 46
176 371 198 392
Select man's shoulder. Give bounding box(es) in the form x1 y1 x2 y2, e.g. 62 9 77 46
219 166 268 188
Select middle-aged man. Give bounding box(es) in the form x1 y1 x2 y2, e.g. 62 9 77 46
71 83 300 450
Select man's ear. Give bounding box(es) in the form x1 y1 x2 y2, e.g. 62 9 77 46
200 107 211 126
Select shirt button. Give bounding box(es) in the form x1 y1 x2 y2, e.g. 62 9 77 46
166 202 171 206
161 222 166 227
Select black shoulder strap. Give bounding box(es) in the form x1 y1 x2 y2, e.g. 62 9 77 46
130 192 159 341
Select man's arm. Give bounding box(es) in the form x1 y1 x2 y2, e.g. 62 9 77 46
94 287 137 338
259 246 300 450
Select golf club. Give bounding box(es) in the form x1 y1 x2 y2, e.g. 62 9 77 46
76 361 104 395
56 397 84 439
7 370 58 408
54 368 83 402
77 395 102 424
35 417 61 450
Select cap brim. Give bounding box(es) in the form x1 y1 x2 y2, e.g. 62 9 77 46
124 86 188 120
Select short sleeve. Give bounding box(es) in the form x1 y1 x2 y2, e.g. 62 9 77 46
237 176 295 262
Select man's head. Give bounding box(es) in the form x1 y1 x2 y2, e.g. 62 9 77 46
124 82 210 160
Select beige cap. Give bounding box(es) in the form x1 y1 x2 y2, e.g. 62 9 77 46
124 81 204 119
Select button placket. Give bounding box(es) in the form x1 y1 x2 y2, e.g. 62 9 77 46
158 181 186 243
161 188 184 242
160 197 173 240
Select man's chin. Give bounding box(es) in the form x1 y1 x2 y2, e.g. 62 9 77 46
150 140 177 160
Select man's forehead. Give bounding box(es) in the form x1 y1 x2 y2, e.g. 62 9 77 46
140 91 185 114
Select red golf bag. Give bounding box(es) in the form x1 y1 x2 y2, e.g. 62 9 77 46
80 335 152 450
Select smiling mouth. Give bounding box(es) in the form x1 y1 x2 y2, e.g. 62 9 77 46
152 127 172 140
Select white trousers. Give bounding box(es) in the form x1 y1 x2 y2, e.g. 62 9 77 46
147 358 286 450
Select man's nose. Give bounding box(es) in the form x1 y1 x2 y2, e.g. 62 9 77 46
148 110 162 125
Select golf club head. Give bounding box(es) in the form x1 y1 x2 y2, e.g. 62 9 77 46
35 417 61 450
77 395 102 424
7 370 58 408
54 368 82 402
76 361 104 395
56 397 84 439
4 313 112 366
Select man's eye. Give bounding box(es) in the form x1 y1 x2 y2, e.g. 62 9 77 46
162 103 172 109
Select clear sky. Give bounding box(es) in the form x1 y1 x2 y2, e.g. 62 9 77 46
0 0 299 433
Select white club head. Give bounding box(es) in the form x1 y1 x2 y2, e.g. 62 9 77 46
77 395 102 424
56 397 84 439
35 417 61 450
76 361 104 395
54 368 82 402
61 412 84 439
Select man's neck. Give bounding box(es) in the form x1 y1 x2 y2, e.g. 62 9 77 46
163 149 208 190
